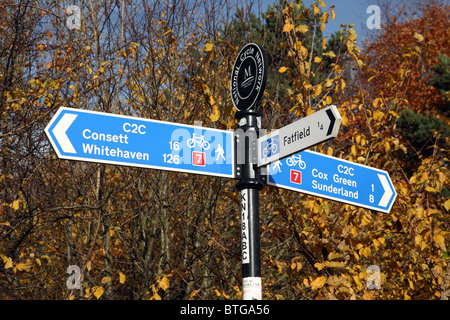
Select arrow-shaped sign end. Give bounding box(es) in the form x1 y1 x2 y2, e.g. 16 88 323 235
52 113 78 154
377 173 395 207
325 105 341 137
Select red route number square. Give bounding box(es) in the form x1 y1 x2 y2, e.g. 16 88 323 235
290 169 302 184
192 151 206 166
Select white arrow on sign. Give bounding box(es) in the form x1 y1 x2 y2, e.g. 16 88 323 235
52 113 77 154
377 174 394 207
257 105 341 167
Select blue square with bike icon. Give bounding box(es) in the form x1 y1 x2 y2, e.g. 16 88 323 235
261 135 280 159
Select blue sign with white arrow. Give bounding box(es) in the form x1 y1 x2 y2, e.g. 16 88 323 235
265 150 397 213
45 107 235 178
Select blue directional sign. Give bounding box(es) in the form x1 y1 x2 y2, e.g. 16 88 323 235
265 150 397 213
45 107 235 178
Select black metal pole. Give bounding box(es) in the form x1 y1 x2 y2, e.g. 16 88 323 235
235 109 264 300
230 42 267 300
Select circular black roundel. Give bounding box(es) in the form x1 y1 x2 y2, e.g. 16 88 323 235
230 43 268 112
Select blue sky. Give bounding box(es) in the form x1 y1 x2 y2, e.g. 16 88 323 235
258 0 378 47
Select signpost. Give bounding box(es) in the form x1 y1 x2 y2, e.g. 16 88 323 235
45 107 235 178
45 42 398 301
257 105 341 167
231 43 268 300
265 150 397 213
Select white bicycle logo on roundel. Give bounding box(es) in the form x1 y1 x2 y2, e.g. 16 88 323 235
187 133 211 150
286 154 306 169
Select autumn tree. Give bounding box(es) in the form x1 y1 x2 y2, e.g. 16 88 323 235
1 0 448 301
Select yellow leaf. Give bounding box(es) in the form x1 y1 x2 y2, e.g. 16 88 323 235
328 252 344 260
283 24 295 33
118 69 125 76
341 79 346 91
314 56 322 63
281 6 290 15
425 186 436 192
351 145 357 157
373 110 384 120
353 275 364 291
11 200 21 211
330 8 336 21
314 262 325 271
101 276 111 284
210 113 220 122
299 45 308 58
41 255 51 264
438 172 447 183
363 247 371 258
327 261 346 269
434 234 447 251
119 272 126 284
415 234 423 247
414 32 424 42
159 276 170 291
327 147 333 156
434 234 445 244
314 84 322 97
15 262 28 271
189 289 201 299
327 275 343 286
306 107 314 116
341 114 348 126
94 286 104 299
3 256 13 269
278 66 289 73
373 97 383 108
320 22 326 32
295 24 309 34
444 199 450 211
324 51 336 58
373 238 380 251
384 140 390 152
322 36 327 49
204 42 214 52
151 293 162 300
313 5 320 16
311 276 327 290
303 278 310 287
